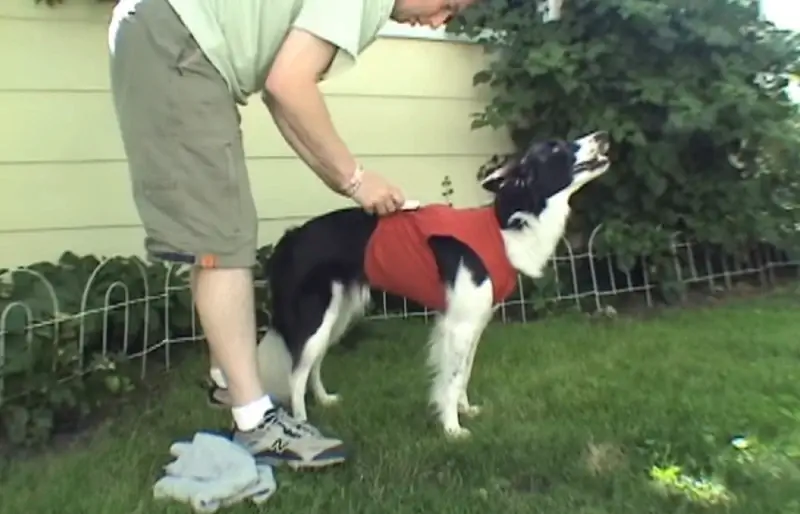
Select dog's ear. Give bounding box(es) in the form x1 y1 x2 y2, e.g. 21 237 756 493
479 157 516 193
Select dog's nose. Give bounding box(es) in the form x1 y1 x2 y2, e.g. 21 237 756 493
594 131 610 153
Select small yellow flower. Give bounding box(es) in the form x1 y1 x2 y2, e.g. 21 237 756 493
731 436 751 450
649 465 733 505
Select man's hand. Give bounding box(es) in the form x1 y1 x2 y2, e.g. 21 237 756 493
349 169 406 216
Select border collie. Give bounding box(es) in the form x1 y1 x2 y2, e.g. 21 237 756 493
215 131 610 438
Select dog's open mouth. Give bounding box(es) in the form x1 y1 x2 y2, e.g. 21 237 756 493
575 155 610 175
572 138 610 188
572 131 610 178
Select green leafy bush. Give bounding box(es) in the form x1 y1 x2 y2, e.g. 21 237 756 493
0 245 279 448
253 244 275 334
449 0 800 268
0 253 194 447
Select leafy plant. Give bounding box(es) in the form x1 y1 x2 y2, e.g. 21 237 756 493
0 244 282 448
441 175 455 206
449 0 800 288
253 244 275 335
0 253 194 447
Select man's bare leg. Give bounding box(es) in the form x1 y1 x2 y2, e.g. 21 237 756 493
198 269 230 392
192 267 270 430
192 266 346 467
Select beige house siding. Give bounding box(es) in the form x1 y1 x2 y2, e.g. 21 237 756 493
0 1 513 269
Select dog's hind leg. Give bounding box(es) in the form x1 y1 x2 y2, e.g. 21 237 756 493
309 283 370 407
457 317 491 418
289 282 345 421
428 266 493 439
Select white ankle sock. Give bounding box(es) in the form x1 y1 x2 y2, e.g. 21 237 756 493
209 367 227 389
231 395 275 431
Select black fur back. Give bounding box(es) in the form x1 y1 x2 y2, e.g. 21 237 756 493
268 208 378 361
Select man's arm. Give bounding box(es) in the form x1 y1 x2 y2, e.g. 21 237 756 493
263 28 358 195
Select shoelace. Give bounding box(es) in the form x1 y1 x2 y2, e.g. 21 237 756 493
266 407 323 438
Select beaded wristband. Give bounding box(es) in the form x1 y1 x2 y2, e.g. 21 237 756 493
342 164 364 197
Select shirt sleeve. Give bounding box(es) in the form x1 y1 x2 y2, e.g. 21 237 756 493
292 0 365 60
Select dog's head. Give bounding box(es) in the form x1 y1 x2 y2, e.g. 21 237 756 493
480 131 610 225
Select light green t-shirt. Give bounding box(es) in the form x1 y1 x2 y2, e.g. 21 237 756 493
166 0 395 105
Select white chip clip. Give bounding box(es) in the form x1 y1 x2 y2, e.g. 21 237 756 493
542 0 563 22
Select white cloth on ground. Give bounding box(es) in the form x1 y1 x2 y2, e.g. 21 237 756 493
152 431 277 513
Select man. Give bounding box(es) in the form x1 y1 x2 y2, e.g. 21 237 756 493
108 0 475 469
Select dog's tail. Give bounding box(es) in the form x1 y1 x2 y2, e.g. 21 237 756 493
256 328 293 405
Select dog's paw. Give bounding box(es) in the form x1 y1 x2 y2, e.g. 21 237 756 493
317 393 341 407
458 404 482 418
444 426 472 440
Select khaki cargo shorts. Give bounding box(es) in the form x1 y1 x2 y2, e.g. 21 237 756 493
109 0 258 268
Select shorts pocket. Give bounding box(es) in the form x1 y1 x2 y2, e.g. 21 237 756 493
171 134 247 244
169 33 236 139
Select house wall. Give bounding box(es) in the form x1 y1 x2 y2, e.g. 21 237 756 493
0 0 513 268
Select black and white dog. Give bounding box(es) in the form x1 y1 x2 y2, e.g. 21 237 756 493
244 131 611 439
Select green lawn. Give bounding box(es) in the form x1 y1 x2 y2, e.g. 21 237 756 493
2 292 800 514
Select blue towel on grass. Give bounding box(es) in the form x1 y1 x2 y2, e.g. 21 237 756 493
152 431 276 513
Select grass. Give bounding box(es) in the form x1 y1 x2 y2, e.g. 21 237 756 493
3 292 800 514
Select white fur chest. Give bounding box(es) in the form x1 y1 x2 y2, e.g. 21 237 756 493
499 192 571 279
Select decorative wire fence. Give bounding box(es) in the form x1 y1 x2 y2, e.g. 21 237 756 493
1 227 799 407
364 227 800 323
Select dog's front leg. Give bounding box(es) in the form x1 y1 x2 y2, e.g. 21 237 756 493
458 323 489 418
428 313 490 439
428 318 472 438
426 241 494 439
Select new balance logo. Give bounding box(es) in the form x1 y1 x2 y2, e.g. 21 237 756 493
269 438 289 453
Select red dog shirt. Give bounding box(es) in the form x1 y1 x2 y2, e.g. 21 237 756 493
363 204 518 312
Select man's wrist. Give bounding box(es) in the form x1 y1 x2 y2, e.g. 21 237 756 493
339 164 364 198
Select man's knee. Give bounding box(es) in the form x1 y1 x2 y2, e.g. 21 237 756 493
146 238 258 270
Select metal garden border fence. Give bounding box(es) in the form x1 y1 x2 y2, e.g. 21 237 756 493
1 226 798 406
